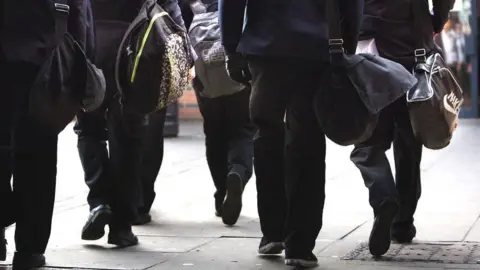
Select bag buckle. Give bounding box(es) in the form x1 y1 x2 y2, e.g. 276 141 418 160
329 39 344 54
54 3 70 14
414 48 426 62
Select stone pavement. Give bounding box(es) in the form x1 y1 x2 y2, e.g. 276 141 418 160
1 119 480 270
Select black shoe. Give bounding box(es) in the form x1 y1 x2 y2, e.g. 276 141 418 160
285 252 318 268
132 213 152 226
222 172 243 226
81 204 112 241
258 237 285 255
392 224 417 243
0 228 6 261
215 197 223 217
108 227 139 248
12 252 46 270
369 201 398 257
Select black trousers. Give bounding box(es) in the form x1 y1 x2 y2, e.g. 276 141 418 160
0 61 58 254
248 56 327 255
138 108 167 214
74 99 147 225
194 78 255 202
74 22 147 225
350 96 423 230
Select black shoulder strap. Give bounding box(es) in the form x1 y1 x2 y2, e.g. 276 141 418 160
52 0 70 45
326 0 345 63
411 0 431 63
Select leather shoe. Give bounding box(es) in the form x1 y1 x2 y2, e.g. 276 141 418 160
108 226 139 248
0 228 6 261
81 204 112 241
12 252 46 270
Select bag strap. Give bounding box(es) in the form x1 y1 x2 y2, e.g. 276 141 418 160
411 0 431 63
52 0 70 46
326 0 345 63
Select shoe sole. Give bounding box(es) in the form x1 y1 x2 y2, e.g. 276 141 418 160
81 210 112 241
108 235 139 248
258 242 285 255
222 173 243 226
369 203 398 257
285 258 319 268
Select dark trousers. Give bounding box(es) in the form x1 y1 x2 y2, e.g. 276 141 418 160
0 61 58 254
248 56 327 255
138 108 167 214
74 21 147 225
350 97 422 229
74 99 147 225
194 79 255 202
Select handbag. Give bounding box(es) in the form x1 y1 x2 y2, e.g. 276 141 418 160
29 1 106 134
314 0 418 146
406 0 464 150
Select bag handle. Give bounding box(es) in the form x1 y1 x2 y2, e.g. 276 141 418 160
326 0 346 63
411 0 432 63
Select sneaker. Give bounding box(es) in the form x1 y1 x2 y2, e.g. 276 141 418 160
369 201 398 256
258 237 285 255
222 172 244 226
0 228 6 261
285 252 318 268
81 204 112 241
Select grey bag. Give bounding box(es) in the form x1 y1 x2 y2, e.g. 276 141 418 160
188 0 244 98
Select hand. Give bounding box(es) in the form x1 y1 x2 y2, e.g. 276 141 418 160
189 67 196 81
225 52 251 85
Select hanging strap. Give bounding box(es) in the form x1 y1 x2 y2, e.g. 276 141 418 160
52 0 70 47
326 0 345 63
411 0 431 63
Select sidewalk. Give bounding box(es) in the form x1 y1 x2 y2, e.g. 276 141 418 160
1 119 480 270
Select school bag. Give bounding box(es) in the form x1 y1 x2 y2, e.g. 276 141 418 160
188 0 245 98
115 0 191 114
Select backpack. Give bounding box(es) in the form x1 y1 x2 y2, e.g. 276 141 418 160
115 0 191 114
188 0 244 98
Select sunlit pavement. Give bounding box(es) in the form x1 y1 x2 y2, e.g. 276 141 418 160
1 119 480 269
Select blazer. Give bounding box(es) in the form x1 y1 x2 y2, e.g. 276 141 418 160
219 0 364 60
1 0 89 65
360 0 455 66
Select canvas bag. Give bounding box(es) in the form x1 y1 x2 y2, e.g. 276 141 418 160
188 0 244 98
314 0 418 146
406 0 464 150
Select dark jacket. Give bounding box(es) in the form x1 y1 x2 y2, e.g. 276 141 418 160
361 0 455 65
1 0 90 64
93 0 185 28
219 0 363 60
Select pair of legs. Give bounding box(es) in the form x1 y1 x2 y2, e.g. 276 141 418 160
194 79 255 226
74 23 147 246
0 60 57 269
75 97 147 247
351 97 423 256
248 56 327 268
